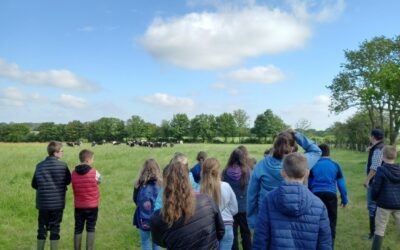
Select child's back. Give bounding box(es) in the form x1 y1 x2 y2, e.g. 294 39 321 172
371 163 400 209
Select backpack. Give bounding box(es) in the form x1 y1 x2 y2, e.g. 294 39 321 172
134 183 160 231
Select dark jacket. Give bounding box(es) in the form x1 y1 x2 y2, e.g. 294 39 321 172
150 193 225 250
222 168 249 213
371 163 400 209
253 182 332 250
32 156 71 210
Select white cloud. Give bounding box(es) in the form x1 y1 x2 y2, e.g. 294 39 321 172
226 65 284 84
141 93 195 110
140 1 345 70
78 26 96 32
279 94 356 130
0 87 46 107
0 58 99 91
59 94 88 109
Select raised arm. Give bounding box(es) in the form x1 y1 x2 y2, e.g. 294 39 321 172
294 132 322 169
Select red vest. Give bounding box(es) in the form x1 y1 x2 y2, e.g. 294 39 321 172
72 169 99 208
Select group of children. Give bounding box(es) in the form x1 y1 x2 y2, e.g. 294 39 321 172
31 129 400 250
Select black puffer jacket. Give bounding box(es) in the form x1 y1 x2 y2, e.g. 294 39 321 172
371 163 400 209
150 193 225 250
31 156 71 210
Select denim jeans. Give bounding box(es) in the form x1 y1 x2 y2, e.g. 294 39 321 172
219 224 233 250
367 186 377 217
139 229 160 250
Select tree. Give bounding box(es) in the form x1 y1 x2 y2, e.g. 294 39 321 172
295 119 312 133
328 36 400 144
170 113 190 141
65 120 85 141
190 114 217 142
216 113 237 143
158 120 171 140
126 115 146 140
142 122 158 140
0 123 30 142
252 109 287 143
37 122 61 142
90 117 126 142
233 109 250 143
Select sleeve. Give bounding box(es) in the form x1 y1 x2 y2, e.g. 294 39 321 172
371 168 383 201
133 187 139 204
95 170 102 184
336 164 348 205
370 149 383 171
252 196 271 250
317 205 333 250
65 166 71 186
154 188 164 210
247 169 261 228
31 168 38 189
308 169 314 190
228 185 238 216
294 132 322 169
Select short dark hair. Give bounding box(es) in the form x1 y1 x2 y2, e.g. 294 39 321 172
319 144 330 157
282 153 308 179
47 141 63 156
371 128 384 140
79 149 94 163
196 151 207 162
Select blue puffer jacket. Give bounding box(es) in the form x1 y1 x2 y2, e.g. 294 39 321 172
247 132 321 228
371 163 400 209
253 182 332 250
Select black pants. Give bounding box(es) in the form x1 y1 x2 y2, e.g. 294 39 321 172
37 209 64 240
232 212 252 250
74 208 98 234
314 192 338 242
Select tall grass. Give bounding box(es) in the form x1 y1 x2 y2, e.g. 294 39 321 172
0 143 399 249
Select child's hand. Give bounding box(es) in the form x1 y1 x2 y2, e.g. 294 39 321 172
363 180 369 188
340 203 347 208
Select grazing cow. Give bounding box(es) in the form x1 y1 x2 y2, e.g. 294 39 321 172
112 141 121 145
74 141 81 146
91 141 96 147
169 143 174 148
66 142 74 147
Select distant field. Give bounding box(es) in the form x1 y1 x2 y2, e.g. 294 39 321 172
0 143 399 249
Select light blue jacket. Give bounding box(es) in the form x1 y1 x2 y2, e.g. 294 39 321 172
247 132 321 228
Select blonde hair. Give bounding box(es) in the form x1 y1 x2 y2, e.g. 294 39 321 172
383 145 397 161
200 158 221 205
161 160 195 226
134 159 162 188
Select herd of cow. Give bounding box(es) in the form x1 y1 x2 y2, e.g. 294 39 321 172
65 140 175 148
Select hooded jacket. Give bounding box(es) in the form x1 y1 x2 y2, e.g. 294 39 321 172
253 182 332 250
71 164 100 208
247 132 322 228
371 163 400 209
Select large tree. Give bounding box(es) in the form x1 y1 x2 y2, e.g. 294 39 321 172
190 114 217 142
328 36 400 144
233 109 250 143
170 113 190 141
65 120 85 141
216 112 237 143
126 115 146 140
252 109 287 143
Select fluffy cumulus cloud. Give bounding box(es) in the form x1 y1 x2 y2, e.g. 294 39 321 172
141 92 195 110
0 58 99 91
140 1 345 70
279 94 355 130
59 94 88 109
0 87 45 107
226 65 285 84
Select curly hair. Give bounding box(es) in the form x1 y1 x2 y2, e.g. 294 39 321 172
161 161 195 226
200 158 221 205
134 159 162 189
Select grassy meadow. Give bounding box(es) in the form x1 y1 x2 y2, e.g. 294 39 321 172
0 142 399 249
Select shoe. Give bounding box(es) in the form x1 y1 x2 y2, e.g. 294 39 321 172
74 234 82 250
371 235 383 250
86 232 95 250
37 239 45 250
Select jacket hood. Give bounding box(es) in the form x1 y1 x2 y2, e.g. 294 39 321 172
226 165 242 181
75 164 92 175
264 155 283 170
272 182 311 217
381 164 400 183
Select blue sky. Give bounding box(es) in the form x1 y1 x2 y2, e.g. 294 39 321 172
0 0 399 129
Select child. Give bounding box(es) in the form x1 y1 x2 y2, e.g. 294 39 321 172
71 149 101 250
190 151 207 184
201 158 238 249
371 146 400 250
32 141 71 250
253 152 332 250
133 159 162 250
222 148 252 250
308 144 348 246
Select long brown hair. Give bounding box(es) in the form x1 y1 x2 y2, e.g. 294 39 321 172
161 161 195 226
200 158 221 205
225 148 249 190
272 132 296 160
134 159 162 189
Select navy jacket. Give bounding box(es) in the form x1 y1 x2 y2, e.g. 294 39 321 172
32 156 71 210
133 180 160 231
150 193 225 250
371 163 400 209
222 169 249 213
253 182 332 250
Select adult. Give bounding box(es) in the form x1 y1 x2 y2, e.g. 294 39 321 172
150 160 225 249
247 129 321 228
363 128 384 239
32 141 71 250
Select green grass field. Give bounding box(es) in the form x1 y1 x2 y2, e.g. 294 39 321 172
0 143 399 249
